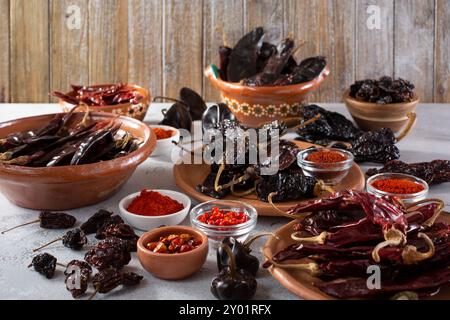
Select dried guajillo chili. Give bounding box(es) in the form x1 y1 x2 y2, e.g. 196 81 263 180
367 160 450 185
371 178 425 194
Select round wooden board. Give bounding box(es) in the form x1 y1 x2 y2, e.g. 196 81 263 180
173 141 366 216
262 214 450 300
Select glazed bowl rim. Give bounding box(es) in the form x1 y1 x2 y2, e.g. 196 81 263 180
119 189 191 220
137 225 208 258
0 111 156 177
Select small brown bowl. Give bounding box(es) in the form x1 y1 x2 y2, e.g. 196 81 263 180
59 84 151 121
343 90 419 132
205 65 330 128
137 226 209 280
0 112 156 210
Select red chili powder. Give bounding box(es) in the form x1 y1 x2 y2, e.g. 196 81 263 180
127 190 184 216
306 150 348 163
153 128 174 140
372 179 425 194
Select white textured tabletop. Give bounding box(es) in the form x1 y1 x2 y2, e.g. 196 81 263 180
0 103 449 300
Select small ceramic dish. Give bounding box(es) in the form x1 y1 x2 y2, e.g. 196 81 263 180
297 148 354 185
367 173 429 203
59 84 151 121
119 189 191 231
149 125 180 157
205 64 330 128
343 90 419 133
190 200 257 246
137 226 208 280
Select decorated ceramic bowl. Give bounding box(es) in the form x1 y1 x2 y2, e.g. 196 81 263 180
205 64 330 128
59 84 151 121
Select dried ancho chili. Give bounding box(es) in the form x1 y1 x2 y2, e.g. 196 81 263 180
220 27 326 86
90 269 143 299
371 178 425 194
350 76 415 104
64 260 92 298
367 160 450 186
127 190 184 217
28 253 59 279
211 245 257 300
33 228 87 252
1 211 76 234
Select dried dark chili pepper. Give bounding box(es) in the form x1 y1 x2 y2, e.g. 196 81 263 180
85 238 131 270
33 228 87 252
277 56 327 85
64 260 92 298
217 234 273 276
80 209 114 235
367 160 450 185
202 103 236 132
226 27 265 82
28 253 63 279
211 245 257 300
94 215 124 239
1 211 76 234
122 272 144 286
218 45 233 81
256 42 277 72
89 269 143 300
350 76 415 104
179 87 207 121
95 223 139 252
159 101 192 131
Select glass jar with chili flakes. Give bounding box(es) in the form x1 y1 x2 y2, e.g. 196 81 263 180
367 173 429 203
190 200 257 246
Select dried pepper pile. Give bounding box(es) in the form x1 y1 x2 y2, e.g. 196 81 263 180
0 107 140 167
265 190 449 299
350 76 415 104
218 27 326 86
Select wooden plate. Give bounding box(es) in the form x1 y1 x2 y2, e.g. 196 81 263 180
173 141 365 216
262 214 450 300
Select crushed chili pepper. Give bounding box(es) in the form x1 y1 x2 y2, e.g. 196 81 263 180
146 234 202 254
153 128 174 140
306 150 348 163
371 178 425 194
126 190 184 216
198 207 249 226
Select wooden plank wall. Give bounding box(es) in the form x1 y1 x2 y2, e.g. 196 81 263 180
1 0 449 103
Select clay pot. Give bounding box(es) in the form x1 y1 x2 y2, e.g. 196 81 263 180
0 112 156 210
137 226 209 280
205 65 330 128
59 84 151 121
344 90 419 132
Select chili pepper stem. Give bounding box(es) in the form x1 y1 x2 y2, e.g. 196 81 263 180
326 141 353 149
401 233 435 265
291 231 328 244
220 244 238 279
314 180 335 197
230 184 256 197
243 233 278 248
88 289 98 300
56 262 67 268
406 198 445 227
396 112 417 142
33 237 62 252
268 259 322 276
289 114 322 132
1 219 40 234
214 163 226 192
216 173 250 192
267 192 307 219
372 228 406 263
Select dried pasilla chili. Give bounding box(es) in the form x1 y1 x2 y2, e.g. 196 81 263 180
367 160 450 185
64 260 92 298
1 211 76 234
80 209 114 235
85 238 131 270
217 234 273 277
371 178 425 194
33 229 87 252
211 245 257 300
28 253 61 279
126 190 184 217
350 76 415 104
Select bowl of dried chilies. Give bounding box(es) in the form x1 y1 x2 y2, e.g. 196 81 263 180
205 27 329 128
344 77 419 132
263 190 450 300
0 108 156 210
52 83 151 121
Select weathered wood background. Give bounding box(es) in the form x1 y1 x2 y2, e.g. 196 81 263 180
0 0 449 103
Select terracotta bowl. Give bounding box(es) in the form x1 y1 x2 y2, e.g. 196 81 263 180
137 226 209 280
343 90 419 132
0 112 156 210
205 65 330 128
59 84 151 121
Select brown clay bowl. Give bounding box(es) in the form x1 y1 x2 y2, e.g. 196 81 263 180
344 90 419 132
59 84 151 121
137 226 209 280
0 112 156 210
205 65 330 128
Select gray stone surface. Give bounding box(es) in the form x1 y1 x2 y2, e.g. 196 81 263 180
0 103 448 300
